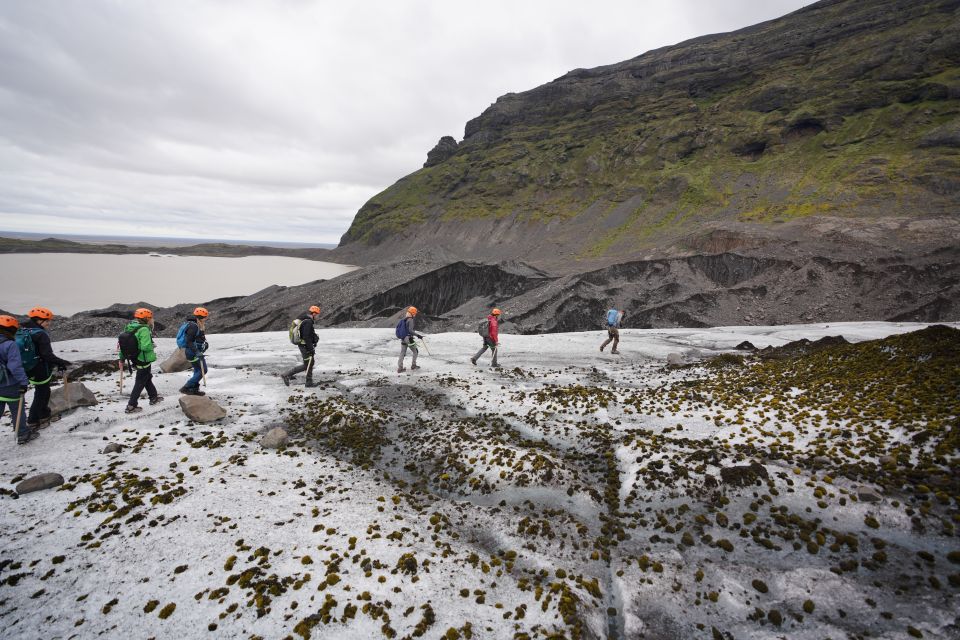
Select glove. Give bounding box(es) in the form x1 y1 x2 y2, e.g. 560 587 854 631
57 364 67 373
19 386 28 395
416 334 424 339
201 341 209 353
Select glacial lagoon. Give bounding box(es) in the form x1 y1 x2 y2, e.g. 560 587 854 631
1 252 356 316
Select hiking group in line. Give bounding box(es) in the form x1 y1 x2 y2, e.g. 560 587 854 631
1 302 627 440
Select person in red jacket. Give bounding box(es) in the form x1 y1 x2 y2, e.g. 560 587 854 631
471 308 501 368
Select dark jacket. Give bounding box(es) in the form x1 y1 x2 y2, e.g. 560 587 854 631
0 334 28 398
22 319 69 381
183 319 208 359
401 316 422 343
298 313 319 352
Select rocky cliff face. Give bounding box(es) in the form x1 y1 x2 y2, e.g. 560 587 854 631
338 0 960 267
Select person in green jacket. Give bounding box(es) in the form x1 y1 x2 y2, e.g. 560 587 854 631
122 308 163 414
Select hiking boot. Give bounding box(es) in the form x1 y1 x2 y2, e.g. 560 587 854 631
125 405 143 414
179 387 204 396
600 345 605 352
304 380 321 388
280 374 291 387
149 395 164 405
491 364 502 369
470 358 477 366
17 429 39 445
397 367 405 373
611 350 620 355
411 365 421 371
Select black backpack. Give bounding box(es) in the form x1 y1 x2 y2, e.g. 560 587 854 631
117 328 141 366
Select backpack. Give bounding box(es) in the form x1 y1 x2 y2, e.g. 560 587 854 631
15 328 40 372
478 319 490 338
395 318 410 339
175 322 191 349
606 309 619 327
117 327 141 365
289 319 304 345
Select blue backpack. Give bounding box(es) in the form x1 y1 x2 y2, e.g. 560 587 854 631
395 318 410 339
15 328 41 371
606 309 619 327
176 322 191 349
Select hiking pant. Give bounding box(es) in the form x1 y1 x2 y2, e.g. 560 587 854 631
185 356 207 390
0 395 29 439
284 346 315 381
128 366 158 408
398 337 418 369
601 327 620 353
28 382 51 424
473 338 498 366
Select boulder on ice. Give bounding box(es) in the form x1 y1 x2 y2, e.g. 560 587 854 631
179 395 227 423
49 382 98 416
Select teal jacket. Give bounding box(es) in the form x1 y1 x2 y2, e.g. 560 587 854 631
122 321 157 367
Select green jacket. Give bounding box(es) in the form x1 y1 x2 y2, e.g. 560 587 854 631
123 321 157 367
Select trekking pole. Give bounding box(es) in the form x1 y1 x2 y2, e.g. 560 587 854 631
63 369 70 406
200 357 207 388
117 359 124 395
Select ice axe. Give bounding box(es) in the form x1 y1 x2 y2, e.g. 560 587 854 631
416 336 431 356
13 392 24 434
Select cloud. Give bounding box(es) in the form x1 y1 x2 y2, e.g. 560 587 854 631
0 0 816 244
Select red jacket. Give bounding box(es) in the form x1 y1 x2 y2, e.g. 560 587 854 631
487 315 499 343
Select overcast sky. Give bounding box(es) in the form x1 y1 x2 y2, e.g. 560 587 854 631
0 1 816 245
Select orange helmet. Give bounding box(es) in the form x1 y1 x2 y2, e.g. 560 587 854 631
0 315 18 329
134 308 153 319
407 306 418 315
193 307 209 318
28 306 54 320
491 308 502 316
309 305 321 314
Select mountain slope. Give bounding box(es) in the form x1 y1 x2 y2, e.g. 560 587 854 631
339 0 960 267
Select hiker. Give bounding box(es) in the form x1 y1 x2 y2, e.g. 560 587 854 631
471 308 501 368
178 307 210 396
281 305 321 387
119 308 163 413
19 306 71 428
600 308 623 354
396 306 424 373
0 315 35 444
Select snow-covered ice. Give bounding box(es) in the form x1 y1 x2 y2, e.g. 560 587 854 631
1 322 957 639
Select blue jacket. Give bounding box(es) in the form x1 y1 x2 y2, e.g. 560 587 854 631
0 335 29 398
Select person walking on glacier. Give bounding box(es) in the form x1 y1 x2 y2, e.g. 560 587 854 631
471 308 501 368
118 308 163 413
0 315 36 444
282 305 321 387
178 307 210 396
600 308 623 354
396 306 424 373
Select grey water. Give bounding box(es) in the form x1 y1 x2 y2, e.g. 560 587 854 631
1 253 356 316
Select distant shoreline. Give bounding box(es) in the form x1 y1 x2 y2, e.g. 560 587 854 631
0 235 340 261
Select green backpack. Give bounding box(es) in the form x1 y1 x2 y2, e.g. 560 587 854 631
15 328 41 371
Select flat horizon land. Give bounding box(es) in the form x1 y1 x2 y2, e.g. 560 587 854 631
0 230 338 249
0 322 957 639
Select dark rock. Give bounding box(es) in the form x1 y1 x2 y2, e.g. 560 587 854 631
857 487 883 503
102 443 123 454
720 462 769 487
16 473 64 494
423 136 459 167
735 341 757 350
